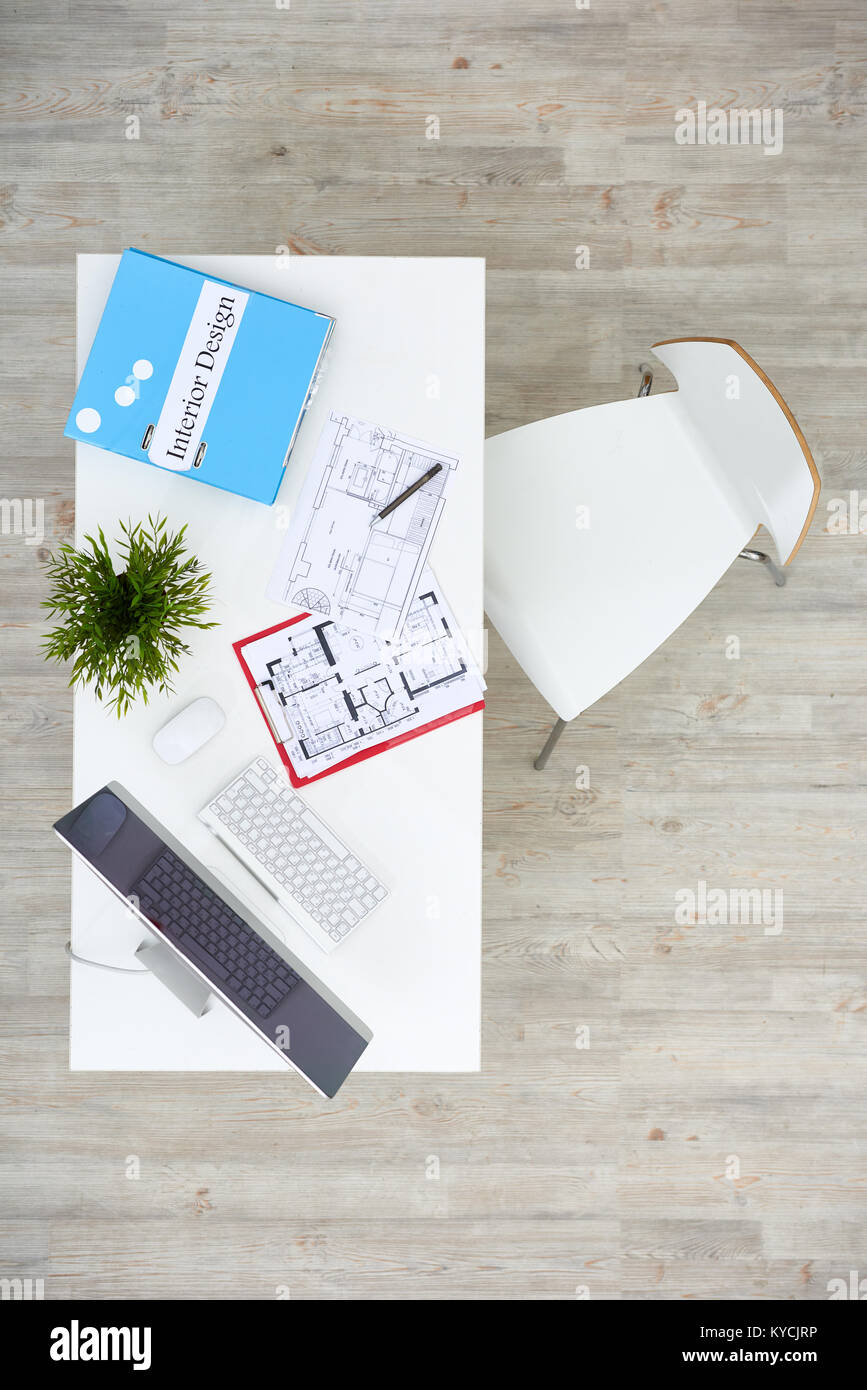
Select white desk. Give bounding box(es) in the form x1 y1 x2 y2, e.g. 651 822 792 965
69 255 485 1074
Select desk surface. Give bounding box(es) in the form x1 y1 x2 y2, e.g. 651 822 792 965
69 254 485 1073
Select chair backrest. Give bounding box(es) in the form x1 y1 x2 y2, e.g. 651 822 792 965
651 338 819 566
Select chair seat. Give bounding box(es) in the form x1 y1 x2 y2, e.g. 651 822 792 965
485 393 756 721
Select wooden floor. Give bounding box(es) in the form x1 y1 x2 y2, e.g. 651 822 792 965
2 1 865 1300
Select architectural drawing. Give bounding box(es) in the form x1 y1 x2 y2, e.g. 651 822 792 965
267 412 459 642
246 574 484 778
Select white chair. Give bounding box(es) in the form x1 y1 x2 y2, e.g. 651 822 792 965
484 337 820 768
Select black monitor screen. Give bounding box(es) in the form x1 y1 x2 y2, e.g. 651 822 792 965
55 787 371 1097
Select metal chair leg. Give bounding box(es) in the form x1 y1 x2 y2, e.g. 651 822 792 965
534 717 568 770
638 364 653 397
738 547 787 587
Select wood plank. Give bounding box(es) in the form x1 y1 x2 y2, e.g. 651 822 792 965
0 0 864 1302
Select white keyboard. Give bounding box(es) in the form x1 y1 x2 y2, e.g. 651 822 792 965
199 757 388 953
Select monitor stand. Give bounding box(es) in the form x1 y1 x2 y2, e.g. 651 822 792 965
135 936 214 1018
73 877 215 1020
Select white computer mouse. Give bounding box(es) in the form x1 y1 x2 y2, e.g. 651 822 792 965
152 696 226 765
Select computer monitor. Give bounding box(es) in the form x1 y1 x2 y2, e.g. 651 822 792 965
54 783 372 1097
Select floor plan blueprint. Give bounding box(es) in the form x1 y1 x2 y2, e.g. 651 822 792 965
267 411 459 642
241 571 484 782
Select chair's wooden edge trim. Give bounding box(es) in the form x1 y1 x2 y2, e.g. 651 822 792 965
650 337 821 565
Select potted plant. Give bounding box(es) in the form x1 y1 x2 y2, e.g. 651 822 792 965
42 514 217 716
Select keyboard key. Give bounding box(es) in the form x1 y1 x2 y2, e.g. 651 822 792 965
184 939 230 981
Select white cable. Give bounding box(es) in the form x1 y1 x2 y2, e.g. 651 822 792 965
65 940 149 974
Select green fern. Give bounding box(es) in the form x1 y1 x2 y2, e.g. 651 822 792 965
41 515 217 716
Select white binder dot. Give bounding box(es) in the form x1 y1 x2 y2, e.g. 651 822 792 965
75 408 101 433
115 385 136 406
132 359 153 380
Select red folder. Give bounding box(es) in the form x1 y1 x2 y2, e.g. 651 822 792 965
233 613 484 788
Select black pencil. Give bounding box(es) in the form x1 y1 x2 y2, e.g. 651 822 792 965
370 463 443 525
